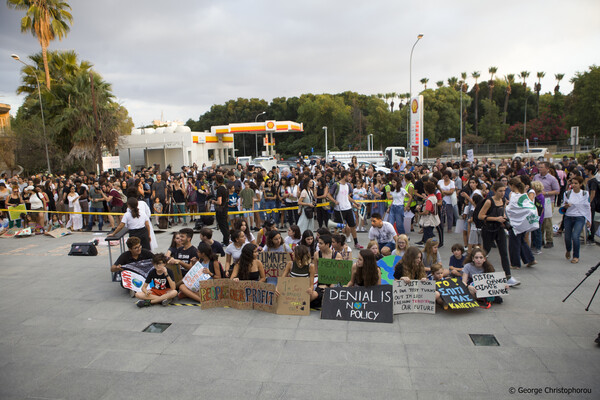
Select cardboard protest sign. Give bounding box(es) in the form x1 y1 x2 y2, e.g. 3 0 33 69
15 227 33 237
321 285 393 323
121 270 146 292
182 261 211 292
199 279 231 309
436 278 479 310
8 204 26 221
472 272 508 298
45 228 71 238
0 227 19 238
249 281 277 313
276 277 310 316
317 258 353 285
377 255 401 285
258 251 291 278
121 259 154 277
392 280 436 314
229 280 253 310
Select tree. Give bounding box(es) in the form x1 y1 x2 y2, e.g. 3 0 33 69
436 81 443 88
447 77 458 90
7 0 73 89
488 66 498 101
568 66 600 140
555 73 565 94
519 71 530 88
389 92 397 112
535 71 545 117
472 71 481 135
420 78 429 90
503 74 515 124
478 99 503 142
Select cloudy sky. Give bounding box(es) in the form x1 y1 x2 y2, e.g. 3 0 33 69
1 0 599 127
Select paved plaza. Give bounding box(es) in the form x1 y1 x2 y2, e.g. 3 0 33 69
0 221 598 400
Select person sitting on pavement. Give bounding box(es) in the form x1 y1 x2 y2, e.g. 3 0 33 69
111 237 154 273
135 253 177 307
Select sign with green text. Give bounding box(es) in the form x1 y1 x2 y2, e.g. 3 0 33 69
317 258 353 285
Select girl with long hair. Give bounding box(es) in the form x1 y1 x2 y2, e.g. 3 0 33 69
348 249 381 287
111 197 152 250
231 244 266 282
393 246 427 284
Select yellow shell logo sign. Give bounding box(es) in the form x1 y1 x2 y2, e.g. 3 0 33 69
411 99 419 113
267 121 275 129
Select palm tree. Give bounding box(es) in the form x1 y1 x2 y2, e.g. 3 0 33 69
389 92 397 112
7 0 73 89
472 71 481 135
503 74 515 124
488 66 498 101
436 81 444 88
519 71 530 88
554 73 565 94
461 72 469 92
420 78 429 90
535 71 545 116
447 77 458 90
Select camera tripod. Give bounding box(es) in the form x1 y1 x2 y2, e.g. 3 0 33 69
562 261 600 345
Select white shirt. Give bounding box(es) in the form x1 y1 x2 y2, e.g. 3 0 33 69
369 221 397 244
121 208 150 230
564 189 592 224
335 182 352 211
438 180 455 204
390 189 407 206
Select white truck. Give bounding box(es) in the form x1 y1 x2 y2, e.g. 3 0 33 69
327 147 407 167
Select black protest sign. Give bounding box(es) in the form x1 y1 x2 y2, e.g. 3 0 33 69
317 258 353 285
258 251 291 278
435 278 479 310
472 272 509 298
393 280 436 314
121 259 154 277
321 285 393 323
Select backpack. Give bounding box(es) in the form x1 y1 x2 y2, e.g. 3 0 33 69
329 182 353 209
473 198 486 229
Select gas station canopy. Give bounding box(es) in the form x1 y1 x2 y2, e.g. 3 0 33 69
211 120 303 135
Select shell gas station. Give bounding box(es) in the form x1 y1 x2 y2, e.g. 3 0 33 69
118 120 303 170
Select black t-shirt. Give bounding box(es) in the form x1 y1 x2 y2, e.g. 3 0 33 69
145 268 174 290
176 245 198 265
115 249 154 266
393 262 404 280
173 188 186 203
209 240 225 257
216 185 228 212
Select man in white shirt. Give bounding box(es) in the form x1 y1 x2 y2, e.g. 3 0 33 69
327 170 363 249
369 213 397 256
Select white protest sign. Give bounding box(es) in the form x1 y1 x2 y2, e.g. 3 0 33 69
182 261 212 292
467 149 474 163
472 272 508 298
121 270 146 292
102 156 121 170
392 280 436 314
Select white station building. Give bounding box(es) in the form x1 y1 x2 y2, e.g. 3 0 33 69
118 120 302 171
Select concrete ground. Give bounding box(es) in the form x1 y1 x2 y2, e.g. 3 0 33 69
0 217 598 400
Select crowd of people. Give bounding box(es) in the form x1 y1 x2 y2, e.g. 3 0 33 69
1 151 599 308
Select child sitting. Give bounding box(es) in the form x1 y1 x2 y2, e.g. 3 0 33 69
448 243 466 277
430 263 447 309
48 214 64 231
135 253 178 307
367 240 384 261
462 248 502 308
422 238 442 275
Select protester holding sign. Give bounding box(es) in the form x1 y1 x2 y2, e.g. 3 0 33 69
461 248 502 307
279 244 320 307
393 246 427 284
111 236 154 273
347 250 381 287
179 242 223 302
225 230 247 276
231 244 266 282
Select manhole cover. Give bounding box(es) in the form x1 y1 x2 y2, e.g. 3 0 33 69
143 322 171 333
469 334 499 346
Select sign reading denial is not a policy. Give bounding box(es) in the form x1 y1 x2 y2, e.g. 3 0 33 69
321 285 393 323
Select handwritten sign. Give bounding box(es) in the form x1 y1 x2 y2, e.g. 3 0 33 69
121 270 146 292
321 285 393 323
393 280 436 314
198 279 277 312
435 278 478 310
259 251 291 278
8 204 26 221
249 281 277 313
199 279 231 309
182 261 212 292
276 277 310 316
229 280 253 310
45 228 71 238
472 272 508 298
317 258 353 285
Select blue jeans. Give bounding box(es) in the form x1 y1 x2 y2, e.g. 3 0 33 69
531 228 542 250
174 203 186 223
264 200 277 222
87 206 104 230
388 204 405 234
564 215 586 258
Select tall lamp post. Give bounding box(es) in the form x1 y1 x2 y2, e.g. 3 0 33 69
255 111 266 158
323 126 328 163
11 54 51 174
523 94 532 152
408 34 424 157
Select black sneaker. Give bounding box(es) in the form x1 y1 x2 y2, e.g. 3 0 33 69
543 242 554 249
136 300 151 308
415 241 425 246
492 297 503 304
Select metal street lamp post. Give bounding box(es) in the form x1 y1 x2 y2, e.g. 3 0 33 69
524 94 532 152
408 34 424 158
323 126 328 163
11 54 51 174
255 111 266 158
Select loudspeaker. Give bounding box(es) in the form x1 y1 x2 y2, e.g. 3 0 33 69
68 242 98 256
